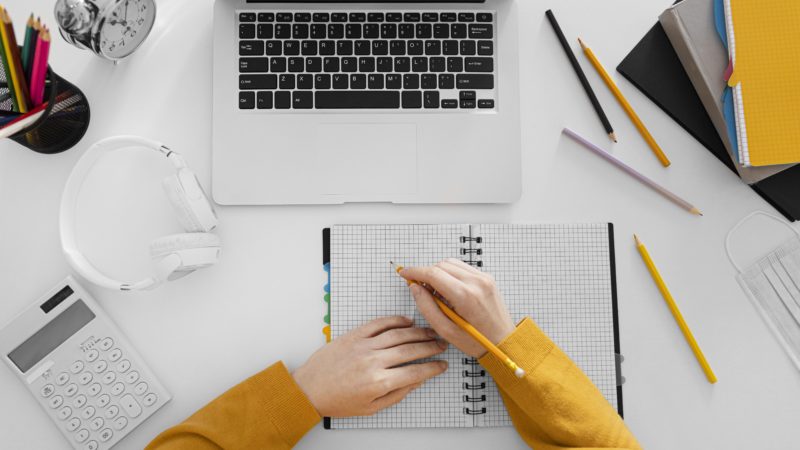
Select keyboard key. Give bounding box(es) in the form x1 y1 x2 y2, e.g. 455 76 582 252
258 12 274 22
306 57 322 72
416 24 432 39
402 91 422 108
364 24 380 39
341 57 357 72
116 360 130 373
320 40 335 55
425 40 441 55
257 23 273 38
65 383 79 397
70 361 84 374
311 24 326 38
350 74 366 89
434 24 449 39
288 56 305 72
477 12 493 22
359 57 375 72
390 41 405 56
422 12 439 22
265 40 281 55
404 13 421 22
275 91 291 108
386 74 402 89
386 13 403 22
477 40 493 55
239 12 256 22
315 74 331 89
270 58 287 72
461 99 476 108
294 13 311 22
354 40 370 55
443 40 459 55
412 57 428 72
284 41 300 56
73 395 87 408
99 428 113 442
57 372 70 385
87 383 101 397
323 57 339 72
331 13 348 22
438 73 455 89
280 74 296 89
424 91 440 108
407 40 423 55
240 57 269 73
440 13 457 22
90 417 104 430
399 24 414 38
293 24 309 39
257 91 272 109
239 40 264 56
96 394 111 408
465 57 493 72
447 57 463 72
349 13 366 22
456 74 494 89
316 91 400 108
459 13 475 22
332 74 348 89
368 12 384 22
76 428 90 443
313 12 329 22
239 24 255 39
113 416 128 431
346 24 362 39
422 74 437 89
105 405 119 419
460 90 476 100
368 74 384 89
381 23 397 39
430 57 446 72
275 24 291 38
403 74 419 89
469 24 493 39
372 40 389 55
276 13 292 22
143 393 158 407
478 99 495 108
328 24 344 39
377 57 393 72
451 24 467 38
240 74 276 90
302 41 318 56
67 417 81 431
297 74 313 89
460 40 476 55
394 57 410 72
292 91 313 109
58 406 72 420
337 41 353 55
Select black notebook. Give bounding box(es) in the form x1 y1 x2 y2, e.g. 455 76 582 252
617 21 800 221
322 224 623 429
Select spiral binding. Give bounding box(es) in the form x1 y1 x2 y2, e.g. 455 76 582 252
460 228 487 416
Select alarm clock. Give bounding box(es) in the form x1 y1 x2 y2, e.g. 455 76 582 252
54 0 156 61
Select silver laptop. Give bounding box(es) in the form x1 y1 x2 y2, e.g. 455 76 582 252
212 0 521 205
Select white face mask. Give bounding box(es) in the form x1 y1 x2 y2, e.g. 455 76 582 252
726 212 800 371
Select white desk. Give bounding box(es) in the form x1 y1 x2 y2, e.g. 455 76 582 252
2 0 800 448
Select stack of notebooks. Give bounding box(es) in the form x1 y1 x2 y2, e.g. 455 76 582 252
618 0 800 221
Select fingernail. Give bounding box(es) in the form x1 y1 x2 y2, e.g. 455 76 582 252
438 360 448 370
410 284 421 297
426 328 438 338
437 339 448 350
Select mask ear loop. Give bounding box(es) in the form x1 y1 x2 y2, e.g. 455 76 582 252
725 211 800 273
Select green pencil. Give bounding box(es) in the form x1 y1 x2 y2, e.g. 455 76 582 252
21 15 36 81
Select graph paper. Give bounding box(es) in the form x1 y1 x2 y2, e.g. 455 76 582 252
329 224 619 429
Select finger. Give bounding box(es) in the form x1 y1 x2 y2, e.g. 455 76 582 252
369 382 422 414
411 284 464 341
439 259 481 282
382 340 448 367
353 316 413 338
399 265 467 301
444 258 483 275
371 327 437 350
385 360 449 390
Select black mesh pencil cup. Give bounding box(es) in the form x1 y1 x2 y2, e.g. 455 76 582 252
0 67 91 154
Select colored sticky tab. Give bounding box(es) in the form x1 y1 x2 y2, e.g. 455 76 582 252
722 88 740 162
714 0 728 49
323 325 331 343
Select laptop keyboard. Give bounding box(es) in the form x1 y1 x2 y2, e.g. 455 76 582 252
237 11 497 111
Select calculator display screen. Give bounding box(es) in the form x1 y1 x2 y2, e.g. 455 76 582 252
7 300 95 373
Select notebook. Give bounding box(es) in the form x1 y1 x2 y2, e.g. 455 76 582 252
724 0 800 167
322 224 623 429
617 15 800 222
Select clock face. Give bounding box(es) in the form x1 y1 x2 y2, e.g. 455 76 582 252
98 0 156 59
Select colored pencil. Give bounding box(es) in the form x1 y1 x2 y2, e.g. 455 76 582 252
29 27 49 106
21 14 36 81
634 235 717 384
545 10 616 143
0 8 17 111
391 262 526 379
0 7 29 112
578 38 671 167
563 128 702 215
0 100 47 139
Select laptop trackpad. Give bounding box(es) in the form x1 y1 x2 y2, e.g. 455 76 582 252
315 123 418 196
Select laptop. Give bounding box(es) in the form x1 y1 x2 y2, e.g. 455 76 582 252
212 0 521 205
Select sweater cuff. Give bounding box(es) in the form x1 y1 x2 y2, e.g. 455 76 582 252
479 317 555 388
250 362 321 447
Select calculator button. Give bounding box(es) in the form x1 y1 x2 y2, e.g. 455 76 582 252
75 428 89 443
124 371 140 384
58 406 73 420
78 372 93 385
81 406 96 419
112 416 128 430
99 428 113 442
70 361 84 373
102 372 116 385
49 395 64 408
87 383 102 397
93 361 108 373
134 382 148 396
111 382 125 396
41 384 55 398
120 394 142 418
99 338 114 351
56 372 70 385
85 441 99 450
116 360 131 373
64 383 79 397
85 350 99 362
90 417 104 430
74 395 88 409
67 417 81 431
143 393 158 407
96 394 111 408
104 405 119 419
108 348 122 362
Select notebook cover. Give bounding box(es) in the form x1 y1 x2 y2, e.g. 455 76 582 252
617 19 800 221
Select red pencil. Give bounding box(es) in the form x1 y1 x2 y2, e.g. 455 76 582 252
29 27 49 106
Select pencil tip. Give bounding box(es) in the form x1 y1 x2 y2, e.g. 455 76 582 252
633 234 642 246
609 132 618 143
578 37 588 50
690 208 703 216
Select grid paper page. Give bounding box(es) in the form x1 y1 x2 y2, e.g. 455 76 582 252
477 224 618 426
330 224 473 429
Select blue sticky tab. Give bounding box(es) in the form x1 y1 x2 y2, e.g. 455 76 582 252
714 0 728 49
722 88 739 162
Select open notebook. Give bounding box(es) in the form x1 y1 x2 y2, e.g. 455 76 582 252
322 224 623 429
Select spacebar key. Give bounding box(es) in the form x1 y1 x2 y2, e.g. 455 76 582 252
315 91 400 109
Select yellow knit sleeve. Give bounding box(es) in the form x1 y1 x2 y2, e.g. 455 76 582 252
479 318 641 450
146 361 320 450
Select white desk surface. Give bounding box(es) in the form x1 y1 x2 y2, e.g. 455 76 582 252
2 0 800 448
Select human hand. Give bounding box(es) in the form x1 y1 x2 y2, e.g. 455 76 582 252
292 316 448 417
400 259 515 358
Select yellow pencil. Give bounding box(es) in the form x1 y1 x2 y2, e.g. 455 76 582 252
391 262 525 378
0 7 27 113
579 38 671 167
634 235 717 383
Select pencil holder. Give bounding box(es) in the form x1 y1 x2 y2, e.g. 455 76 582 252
1 67 91 154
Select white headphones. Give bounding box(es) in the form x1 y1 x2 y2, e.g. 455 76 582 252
59 136 221 291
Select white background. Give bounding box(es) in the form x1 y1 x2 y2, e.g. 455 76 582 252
2 0 800 449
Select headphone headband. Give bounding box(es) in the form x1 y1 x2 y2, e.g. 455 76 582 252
59 136 189 291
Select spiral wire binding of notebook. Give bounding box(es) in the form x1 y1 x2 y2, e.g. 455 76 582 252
322 224 624 429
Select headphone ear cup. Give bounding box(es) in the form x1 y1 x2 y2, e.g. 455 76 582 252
149 233 221 282
163 174 206 233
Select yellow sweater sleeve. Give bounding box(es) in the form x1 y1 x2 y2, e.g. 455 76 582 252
479 318 641 450
146 361 320 450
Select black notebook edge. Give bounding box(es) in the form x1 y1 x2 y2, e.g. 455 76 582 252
607 223 624 418
322 228 332 430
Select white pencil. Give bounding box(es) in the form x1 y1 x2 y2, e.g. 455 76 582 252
563 128 702 216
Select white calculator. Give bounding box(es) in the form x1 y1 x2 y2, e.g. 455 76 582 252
0 277 171 449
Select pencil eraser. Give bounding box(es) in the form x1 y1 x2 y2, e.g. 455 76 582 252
515 367 526 378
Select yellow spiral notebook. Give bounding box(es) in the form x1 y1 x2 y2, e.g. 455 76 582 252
725 0 800 167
